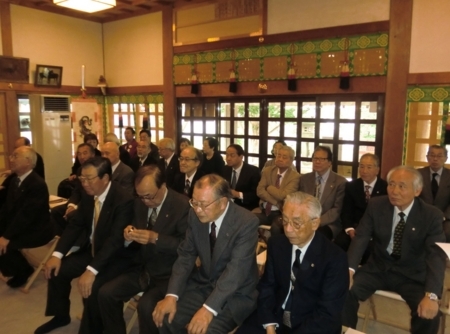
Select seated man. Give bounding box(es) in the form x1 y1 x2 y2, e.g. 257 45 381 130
222 144 260 211
104 132 131 167
417 145 450 241
172 146 205 198
256 145 300 234
130 140 158 172
70 133 102 177
157 138 180 189
0 146 54 288
342 166 446 334
237 192 348 334
299 146 347 240
153 174 259 334
35 157 135 334
100 141 134 195
139 129 160 162
98 165 190 334
334 153 387 253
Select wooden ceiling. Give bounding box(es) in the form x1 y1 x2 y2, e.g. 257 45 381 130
2 0 209 23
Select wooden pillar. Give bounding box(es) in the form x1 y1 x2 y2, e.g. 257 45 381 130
381 0 413 176
0 2 13 56
162 6 176 140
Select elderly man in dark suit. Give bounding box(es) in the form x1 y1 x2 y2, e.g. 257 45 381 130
334 153 387 253
130 140 158 172
34 157 134 334
98 165 190 334
0 146 54 288
237 192 348 334
172 146 205 198
153 174 259 334
100 141 134 195
417 144 450 241
157 138 180 189
222 144 260 211
342 166 446 334
299 146 347 240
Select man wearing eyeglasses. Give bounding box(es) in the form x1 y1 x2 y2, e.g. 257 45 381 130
299 146 347 240
153 174 259 334
98 165 190 334
236 192 348 334
35 157 135 334
417 145 450 241
130 140 158 172
173 146 205 198
157 138 180 189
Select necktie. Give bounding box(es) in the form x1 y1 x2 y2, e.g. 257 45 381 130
184 179 191 196
265 174 282 216
365 185 371 203
231 170 237 189
92 198 101 256
431 173 439 200
391 212 406 260
210 222 217 256
283 249 301 327
164 160 168 169
148 208 157 230
315 176 322 199
140 159 144 166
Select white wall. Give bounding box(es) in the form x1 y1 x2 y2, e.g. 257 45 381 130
410 0 450 73
11 5 103 87
103 12 163 87
267 0 389 34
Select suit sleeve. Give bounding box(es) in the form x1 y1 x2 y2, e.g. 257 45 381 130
319 178 346 226
267 171 300 202
241 167 261 206
119 169 135 196
257 169 277 205
340 182 355 230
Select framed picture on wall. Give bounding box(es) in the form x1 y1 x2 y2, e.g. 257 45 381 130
34 64 63 88
0 56 29 83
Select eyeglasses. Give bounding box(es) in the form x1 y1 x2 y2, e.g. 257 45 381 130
427 154 446 159
179 157 198 162
78 175 99 184
189 197 222 210
136 187 160 201
280 217 317 230
312 157 328 162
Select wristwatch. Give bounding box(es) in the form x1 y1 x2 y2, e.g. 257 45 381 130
425 292 440 304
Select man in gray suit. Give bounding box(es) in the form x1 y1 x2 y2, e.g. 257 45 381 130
101 142 134 196
299 146 347 240
342 166 446 334
153 174 259 334
417 144 450 241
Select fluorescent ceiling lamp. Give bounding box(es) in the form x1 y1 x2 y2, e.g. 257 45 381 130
54 0 116 13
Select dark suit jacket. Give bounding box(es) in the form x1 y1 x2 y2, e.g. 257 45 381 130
348 196 446 296
258 233 348 333
0 171 53 248
133 189 189 280
35 152 45 180
112 161 134 196
222 162 261 211
172 170 205 198
130 155 158 173
341 177 388 230
71 148 101 175
299 171 347 237
417 166 450 219
167 201 259 324
57 181 134 273
157 154 180 189
119 146 131 167
199 151 225 175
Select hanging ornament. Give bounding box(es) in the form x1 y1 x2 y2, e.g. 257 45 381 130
142 97 149 130
229 49 237 93
287 44 297 91
339 38 350 90
191 54 199 94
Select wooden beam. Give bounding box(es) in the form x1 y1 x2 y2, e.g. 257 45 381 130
106 85 164 95
381 0 413 177
0 82 103 95
408 72 450 85
0 2 13 56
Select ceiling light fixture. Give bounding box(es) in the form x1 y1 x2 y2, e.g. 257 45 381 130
53 0 116 13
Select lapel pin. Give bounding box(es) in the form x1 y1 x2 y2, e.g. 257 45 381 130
166 214 169 217
412 228 415 231
311 263 315 267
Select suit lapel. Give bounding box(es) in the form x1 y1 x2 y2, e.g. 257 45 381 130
211 204 234 266
321 172 335 204
379 201 394 251
235 164 248 188
298 233 321 283
153 190 172 231
372 178 386 197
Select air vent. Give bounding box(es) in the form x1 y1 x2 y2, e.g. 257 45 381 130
42 96 70 112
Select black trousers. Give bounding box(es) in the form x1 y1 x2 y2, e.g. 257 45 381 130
0 247 33 277
98 268 169 334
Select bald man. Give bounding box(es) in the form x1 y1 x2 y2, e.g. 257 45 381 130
101 142 134 196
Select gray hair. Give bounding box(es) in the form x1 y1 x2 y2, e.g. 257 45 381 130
194 174 231 200
104 133 120 146
360 153 380 167
158 138 176 151
284 191 322 220
19 146 37 168
278 145 295 161
387 165 423 192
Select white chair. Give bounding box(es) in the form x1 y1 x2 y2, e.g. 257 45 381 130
123 292 143 334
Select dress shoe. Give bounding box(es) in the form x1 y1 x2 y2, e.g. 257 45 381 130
6 266 33 288
34 315 71 334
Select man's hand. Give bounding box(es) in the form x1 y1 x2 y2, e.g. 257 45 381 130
230 189 240 199
68 174 77 181
78 270 96 298
186 307 214 334
266 325 276 334
417 296 439 319
129 229 158 245
44 256 62 279
124 225 135 241
0 237 9 255
348 230 356 239
63 206 75 219
349 270 354 289
153 296 177 328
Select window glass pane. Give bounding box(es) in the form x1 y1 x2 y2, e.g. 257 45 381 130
268 121 280 137
361 101 377 120
320 102 335 119
193 121 203 134
358 146 375 160
158 115 164 128
339 123 354 140
360 124 376 142
181 103 190 117
149 104 156 113
338 144 354 162
205 121 216 134
300 142 315 158
234 121 245 135
234 137 245 148
158 130 164 139
414 143 429 163
302 102 316 118
268 102 281 118
220 138 230 151
436 120 443 140
337 165 353 180
267 139 276 155
205 103 216 117
284 122 297 138
340 102 355 119
193 104 202 117
285 140 297 156
248 139 259 155
249 121 259 136
301 122 315 138
300 161 312 174
221 120 230 134
235 103 245 117
319 122 334 140
150 115 156 128
158 103 163 112
181 119 191 133
249 103 260 118
193 136 203 148
248 156 259 168
220 103 231 117
285 102 298 118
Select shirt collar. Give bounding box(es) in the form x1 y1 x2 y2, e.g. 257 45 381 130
429 167 443 176
148 187 168 216
95 181 111 204
292 232 315 257
364 177 377 188
234 162 244 174
211 201 230 236
316 168 331 183
393 199 415 218
18 169 33 183
166 152 175 165
185 170 197 183
111 160 120 173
